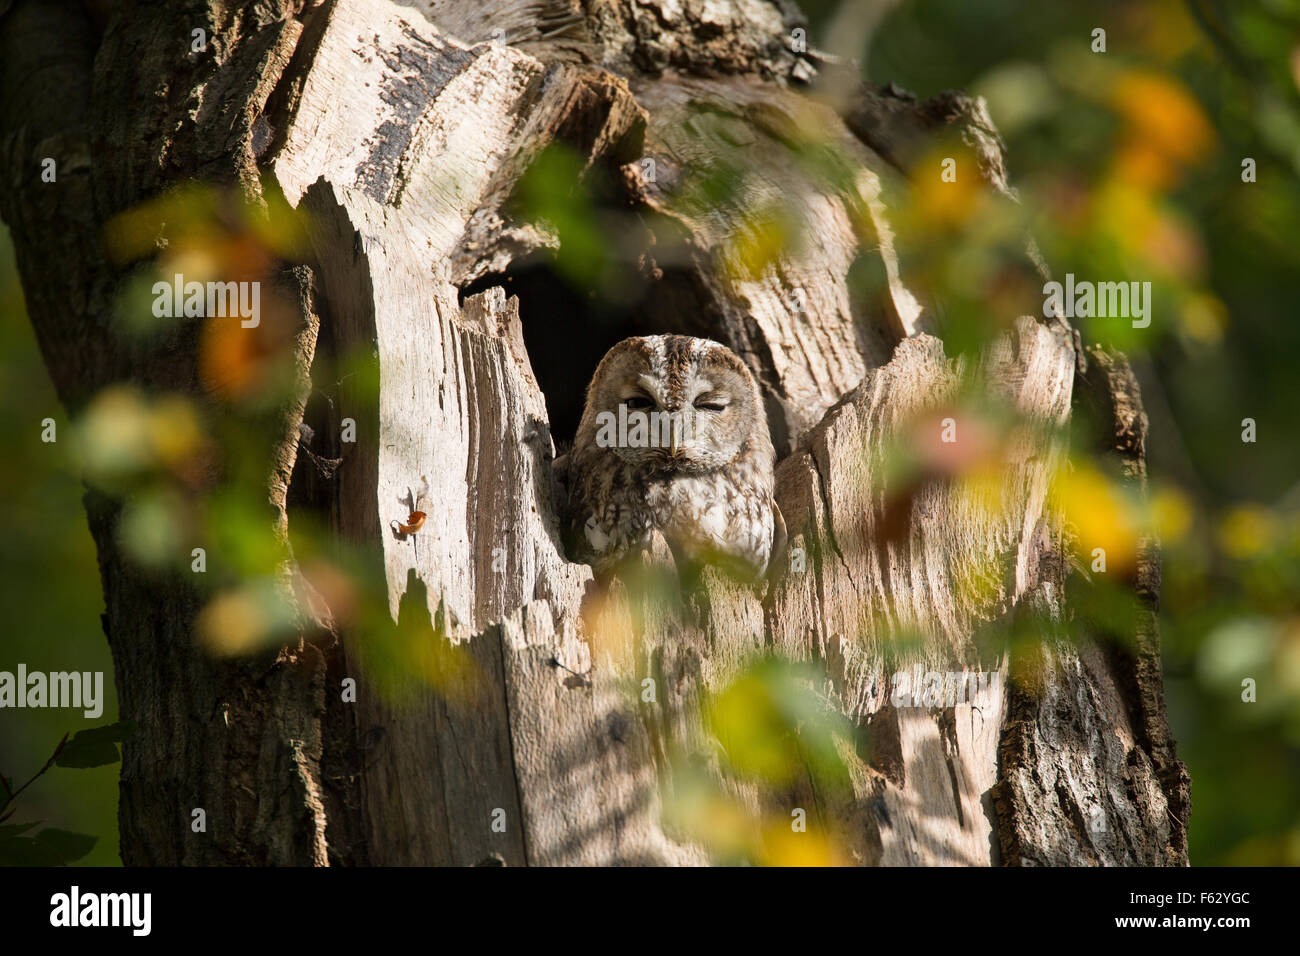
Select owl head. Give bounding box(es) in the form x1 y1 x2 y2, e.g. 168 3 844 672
575 334 771 473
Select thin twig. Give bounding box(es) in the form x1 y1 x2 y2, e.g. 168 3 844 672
0 733 68 817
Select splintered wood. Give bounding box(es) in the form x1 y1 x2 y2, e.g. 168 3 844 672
270 0 1185 865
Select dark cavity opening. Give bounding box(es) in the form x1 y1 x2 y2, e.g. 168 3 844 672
459 251 730 449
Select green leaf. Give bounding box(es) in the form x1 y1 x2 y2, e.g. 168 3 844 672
0 827 97 866
0 821 41 840
707 656 853 796
55 720 134 769
0 835 63 866
35 828 97 863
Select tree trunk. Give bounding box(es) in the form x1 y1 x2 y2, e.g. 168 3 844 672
0 0 1189 865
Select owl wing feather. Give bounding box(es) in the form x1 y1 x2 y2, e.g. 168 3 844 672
551 449 584 562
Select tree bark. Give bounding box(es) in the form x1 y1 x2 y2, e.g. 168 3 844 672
0 0 1188 865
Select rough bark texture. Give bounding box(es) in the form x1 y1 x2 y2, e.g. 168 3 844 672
0 0 1187 865
989 348 1191 865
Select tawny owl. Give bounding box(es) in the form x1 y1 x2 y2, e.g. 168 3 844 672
555 334 784 581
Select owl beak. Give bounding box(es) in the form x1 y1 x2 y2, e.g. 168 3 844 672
667 418 685 459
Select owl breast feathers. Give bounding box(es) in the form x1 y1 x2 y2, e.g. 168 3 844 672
555 334 784 581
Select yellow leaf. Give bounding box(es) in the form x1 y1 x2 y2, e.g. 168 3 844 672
1110 71 1214 183
759 819 845 867
1051 464 1140 574
1218 506 1275 560
1150 487 1193 543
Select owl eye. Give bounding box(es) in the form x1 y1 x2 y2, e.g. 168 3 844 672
693 397 728 412
622 395 655 411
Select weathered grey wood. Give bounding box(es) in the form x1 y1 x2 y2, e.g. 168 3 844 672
278 5 696 861
992 348 1190 865
627 74 922 449
749 318 1072 863
277 0 1186 865
0 0 1187 866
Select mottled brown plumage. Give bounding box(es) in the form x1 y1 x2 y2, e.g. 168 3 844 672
555 334 783 581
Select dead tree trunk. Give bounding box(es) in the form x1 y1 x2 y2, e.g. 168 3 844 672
0 0 1188 865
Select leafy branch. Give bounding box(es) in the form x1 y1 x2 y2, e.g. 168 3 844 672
0 720 133 865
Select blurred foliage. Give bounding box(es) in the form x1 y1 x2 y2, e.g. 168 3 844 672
0 721 132 865
831 0 1300 865
0 183 467 865
0 232 121 864
1 0 1298 868
666 655 855 865
92 186 477 710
